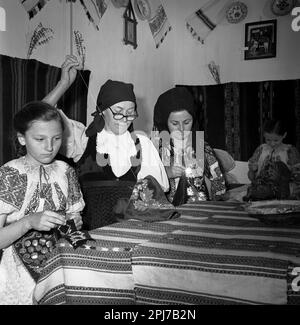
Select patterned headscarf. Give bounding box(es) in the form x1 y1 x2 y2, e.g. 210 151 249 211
153 87 197 132
86 79 136 137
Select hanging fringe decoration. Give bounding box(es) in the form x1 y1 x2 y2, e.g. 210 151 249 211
208 61 220 84
20 0 51 19
144 0 172 49
27 22 54 58
79 0 107 31
74 30 86 69
186 0 230 44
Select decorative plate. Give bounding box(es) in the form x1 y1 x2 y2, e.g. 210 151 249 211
111 0 129 8
244 200 300 225
226 1 248 24
271 0 295 16
133 0 151 21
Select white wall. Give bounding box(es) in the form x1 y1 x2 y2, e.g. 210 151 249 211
0 0 300 134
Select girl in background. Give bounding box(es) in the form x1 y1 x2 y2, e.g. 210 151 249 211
247 119 300 200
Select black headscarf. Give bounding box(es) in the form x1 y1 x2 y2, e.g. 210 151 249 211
153 87 197 132
86 79 136 137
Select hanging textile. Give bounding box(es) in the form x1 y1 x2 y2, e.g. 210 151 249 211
224 83 241 160
19 0 51 19
145 0 172 48
79 0 107 31
186 0 230 44
0 54 90 165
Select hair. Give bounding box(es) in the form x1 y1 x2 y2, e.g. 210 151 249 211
262 119 286 136
153 87 197 133
13 101 64 157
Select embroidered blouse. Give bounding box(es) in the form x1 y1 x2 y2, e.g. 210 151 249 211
0 157 85 304
160 137 226 202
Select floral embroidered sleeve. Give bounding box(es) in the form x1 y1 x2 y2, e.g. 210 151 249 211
65 166 85 214
0 166 26 218
204 143 226 200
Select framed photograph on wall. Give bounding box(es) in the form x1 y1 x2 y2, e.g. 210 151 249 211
244 19 277 60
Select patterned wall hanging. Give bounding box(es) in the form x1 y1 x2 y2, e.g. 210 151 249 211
27 22 54 58
20 0 51 19
224 83 241 160
186 0 230 44
74 30 86 69
79 0 107 31
141 0 172 49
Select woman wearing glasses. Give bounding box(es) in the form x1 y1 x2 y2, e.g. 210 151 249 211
43 55 169 190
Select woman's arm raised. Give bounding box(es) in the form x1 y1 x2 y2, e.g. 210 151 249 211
43 55 81 106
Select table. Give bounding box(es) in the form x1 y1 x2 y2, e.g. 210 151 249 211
33 201 300 305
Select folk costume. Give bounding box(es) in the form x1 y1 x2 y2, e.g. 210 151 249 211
0 157 84 304
153 87 226 205
58 80 169 190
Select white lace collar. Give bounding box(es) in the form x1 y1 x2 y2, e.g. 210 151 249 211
96 129 137 177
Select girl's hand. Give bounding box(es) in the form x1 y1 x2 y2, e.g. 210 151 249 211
60 55 82 89
66 212 83 230
166 166 185 179
27 210 66 232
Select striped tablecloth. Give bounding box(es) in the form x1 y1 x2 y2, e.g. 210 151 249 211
33 201 300 305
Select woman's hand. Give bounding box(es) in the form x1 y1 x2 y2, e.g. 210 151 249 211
66 212 83 230
165 166 185 179
26 210 66 232
43 55 82 106
59 55 82 89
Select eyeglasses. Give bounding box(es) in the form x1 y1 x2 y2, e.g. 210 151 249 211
108 107 138 122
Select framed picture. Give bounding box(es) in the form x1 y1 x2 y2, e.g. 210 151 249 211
244 19 277 60
123 0 137 49
124 18 137 47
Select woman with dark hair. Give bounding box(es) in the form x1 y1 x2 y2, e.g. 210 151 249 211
153 87 226 205
43 55 169 190
0 101 85 304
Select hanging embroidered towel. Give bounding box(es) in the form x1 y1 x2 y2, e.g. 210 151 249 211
186 0 230 44
79 0 107 31
20 0 50 19
146 0 172 48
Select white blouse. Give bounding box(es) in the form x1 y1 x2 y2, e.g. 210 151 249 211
58 109 169 191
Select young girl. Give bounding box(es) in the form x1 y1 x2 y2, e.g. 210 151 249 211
0 101 85 305
247 119 300 200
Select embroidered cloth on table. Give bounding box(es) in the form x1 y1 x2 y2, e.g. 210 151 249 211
124 175 180 222
13 219 93 282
